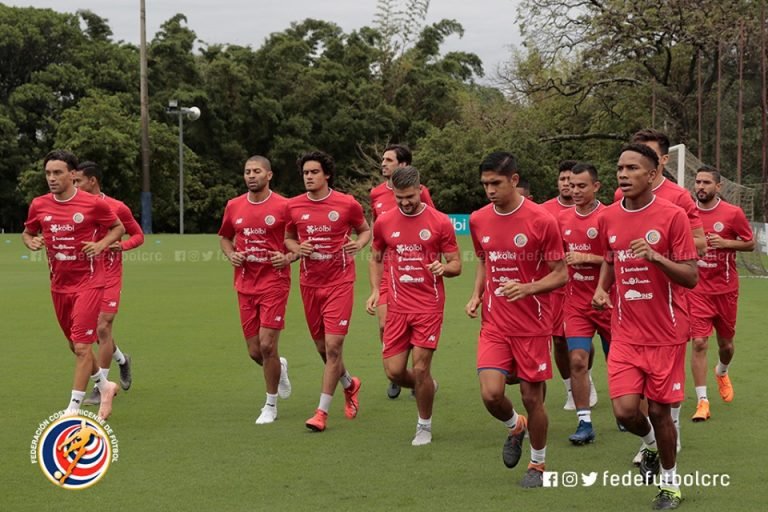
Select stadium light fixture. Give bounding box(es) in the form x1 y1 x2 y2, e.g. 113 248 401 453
165 100 201 234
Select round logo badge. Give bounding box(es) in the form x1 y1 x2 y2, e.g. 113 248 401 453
72 213 84 224
328 211 339 222
713 221 724 233
34 413 114 489
645 229 661 245
586 227 598 239
264 215 275 226
419 229 431 241
514 233 528 247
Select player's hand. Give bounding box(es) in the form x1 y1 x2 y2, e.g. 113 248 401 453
365 291 379 315
706 233 728 249
109 241 123 252
629 238 659 262
269 251 292 268
591 288 613 310
26 235 44 251
427 260 444 276
228 251 246 267
296 241 314 257
465 295 482 318
565 251 587 265
342 237 362 255
501 281 532 302
81 241 106 257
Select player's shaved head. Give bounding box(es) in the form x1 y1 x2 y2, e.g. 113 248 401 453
246 155 272 172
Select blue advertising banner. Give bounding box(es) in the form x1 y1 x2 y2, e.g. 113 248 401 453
448 214 470 235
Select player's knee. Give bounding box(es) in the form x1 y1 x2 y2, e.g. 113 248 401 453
647 404 672 426
692 338 708 353
384 365 406 383
521 387 544 411
480 386 506 408
412 364 430 383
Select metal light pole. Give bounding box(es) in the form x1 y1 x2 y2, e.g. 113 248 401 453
165 100 200 234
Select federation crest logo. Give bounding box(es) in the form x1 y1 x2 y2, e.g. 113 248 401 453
264 215 276 226
586 227 598 239
645 229 661 245
31 410 118 489
419 229 431 241
713 221 724 233
328 210 339 222
72 213 84 224
514 233 528 248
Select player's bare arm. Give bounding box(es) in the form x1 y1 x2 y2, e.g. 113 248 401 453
269 250 297 269
219 237 245 267
465 255 486 318
592 260 615 310
22 229 44 251
692 227 707 256
366 246 385 315
342 220 372 255
501 258 567 302
629 238 698 289
565 251 604 266
82 220 125 257
285 226 313 257
706 233 755 251
427 251 461 278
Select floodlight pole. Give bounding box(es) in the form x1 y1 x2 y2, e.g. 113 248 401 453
166 101 199 235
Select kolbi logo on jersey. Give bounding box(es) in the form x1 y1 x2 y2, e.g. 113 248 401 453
645 229 661 245
586 227 598 239
513 233 528 248
306 225 332 235
50 224 75 233
243 227 267 236
713 221 725 233
488 250 517 262
419 229 431 241
396 243 423 255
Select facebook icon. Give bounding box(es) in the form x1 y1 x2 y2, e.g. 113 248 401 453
542 471 559 487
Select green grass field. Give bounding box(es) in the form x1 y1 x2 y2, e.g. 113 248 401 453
2 234 766 511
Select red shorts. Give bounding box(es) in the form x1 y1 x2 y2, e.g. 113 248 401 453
550 292 565 337
564 306 612 340
101 282 121 314
382 311 442 358
237 288 288 339
477 328 552 383
688 290 738 340
607 342 686 404
51 288 103 343
300 282 354 340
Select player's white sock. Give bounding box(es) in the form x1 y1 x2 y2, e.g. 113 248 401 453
68 390 86 411
113 346 126 365
641 420 657 451
695 386 708 401
504 410 519 429
530 446 546 465
101 367 110 380
265 393 277 407
318 393 333 413
660 465 679 491
577 409 592 423
716 361 729 376
418 416 432 428
670 406 681 424
91 369 109 393
339 371 353 389
563 378 571 392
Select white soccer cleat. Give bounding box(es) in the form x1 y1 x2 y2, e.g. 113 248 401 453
632 443 646 466
589 377 598 408
255 405 277 425
563 390 576 411
278 357 292 399
411 425 432 446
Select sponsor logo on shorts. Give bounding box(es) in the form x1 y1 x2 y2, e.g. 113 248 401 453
645 229 661 245
428 335 436 342
338 319 348 326
72 213 84 224
30 410 119 489
264 215 276 226
586 227 598 239
419 229 431 241
328 210 339 222
538 363 548 372
672 382 681 391
713 221 724 233
514 233 528 247
624 289 653 301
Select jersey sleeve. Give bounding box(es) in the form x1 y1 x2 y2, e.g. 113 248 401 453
669 209 699 261
439 215 459 254
348 196 366 230
94 197 119 228
540 215 565 262
217 201 235 239
372 218 386 253
421 186 436 209
24 199 41 234
598 213 613 264
678 192 703 230
469 213 484 260
731 207 754 242
117 203 145 250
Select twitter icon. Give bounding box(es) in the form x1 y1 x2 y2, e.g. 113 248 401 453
581 472 598 486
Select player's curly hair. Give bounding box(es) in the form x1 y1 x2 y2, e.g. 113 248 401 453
297 151 335 187
620 143 660 169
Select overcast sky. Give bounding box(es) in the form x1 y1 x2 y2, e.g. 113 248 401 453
8 0 523 77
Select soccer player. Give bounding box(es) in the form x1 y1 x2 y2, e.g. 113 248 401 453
689 166 754 422
466 151 567 488
286 150 371 432
367 144 435 400
370 166 461 445
218 156 295 425
22 150 125 420
71 161 143 406
593 143 698 510
541 160 598 410
558 163 612 445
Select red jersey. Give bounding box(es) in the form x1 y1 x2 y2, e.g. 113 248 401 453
370 182 435 221
559 202 607 311
100 195 144 287
694 198 753 295
218 191 291 295
287 190 366 287
540 196 575 219
614 178 702 230
372 205 458 313
598 197 698 345
470 198 565 336
24 189 118 293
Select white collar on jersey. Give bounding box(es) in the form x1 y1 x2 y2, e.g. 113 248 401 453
652 177 666 192
575 200 602 217
53 188 78 203
557 196 575 208
696 197 721 212
247 190 272 205
306 189 333 202
492 196 525 216
400 203 427 217
620 194 657 213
